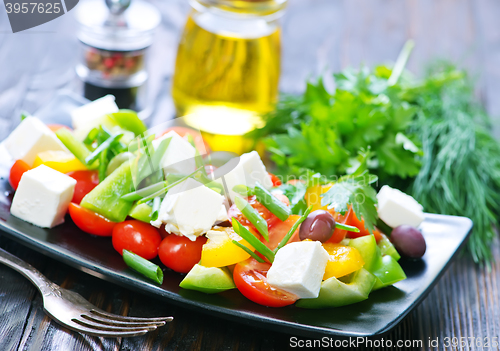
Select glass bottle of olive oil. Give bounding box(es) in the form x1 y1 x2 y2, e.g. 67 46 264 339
172 0 287 154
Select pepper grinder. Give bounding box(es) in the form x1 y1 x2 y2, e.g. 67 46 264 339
76 0 160 110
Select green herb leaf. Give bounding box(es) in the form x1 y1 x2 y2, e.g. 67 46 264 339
321 171 378 233
273 182 308 215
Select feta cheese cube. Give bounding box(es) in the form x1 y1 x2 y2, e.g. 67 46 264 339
213 151 273 203
10 165 76 228
152 131 196 175
3 117 69 166
216 204 229 222
151 178 224 241
71 95 119 140
377 185 425 228
71 95 118 130
267 241 330 299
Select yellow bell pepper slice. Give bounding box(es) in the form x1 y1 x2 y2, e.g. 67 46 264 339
33 150 87 173
305 184 333 211
200 227 255 268
323 243 365 280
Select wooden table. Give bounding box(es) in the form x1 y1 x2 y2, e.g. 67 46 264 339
1 1 500 350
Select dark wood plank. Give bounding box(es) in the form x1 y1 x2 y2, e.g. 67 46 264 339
0 235 41 351
1 0 500 350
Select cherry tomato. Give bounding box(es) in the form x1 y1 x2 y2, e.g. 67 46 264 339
268 172 282 187
47 124 71 133
66 170 100 204
9 160 30 190
158 234 207 273
345 209 383 242
68 203 117 236
112 220 162 260
233 258 298 307
159 126 211 154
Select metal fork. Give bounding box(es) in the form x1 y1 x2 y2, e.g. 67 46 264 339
0 247 173 337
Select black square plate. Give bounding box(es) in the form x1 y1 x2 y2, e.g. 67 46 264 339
0 144 472 338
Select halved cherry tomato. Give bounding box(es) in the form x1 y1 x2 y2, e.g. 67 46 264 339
233 258 298 307
112 220 162 260
263 215 302 250
228 196 281 234
9 160 30 190
159 126 211 153
66 170 100 204
345 209 383 242
68 203 116 237
268 172 282 187
47 124 72 133
158 234 207 273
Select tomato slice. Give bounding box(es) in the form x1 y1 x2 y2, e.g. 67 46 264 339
228 196 281 233
66 170 100 204
158 234 207 273
326 207 353 243
68 203 117 237
268 172 282 187
9 160 30 190
345 208 383 242
263 215 302 250
233 258 298 307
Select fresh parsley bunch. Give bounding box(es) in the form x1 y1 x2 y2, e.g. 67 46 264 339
256 59 421 179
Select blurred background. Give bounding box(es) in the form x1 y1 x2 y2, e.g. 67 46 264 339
0 0 499 139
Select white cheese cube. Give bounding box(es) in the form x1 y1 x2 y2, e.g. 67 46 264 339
377 185 425 228
10 165 76 228
213 151 273 203
71 95 118 130
3 117 69 166
151 178 224 241
152 131 196 175
267 241 330 299
216 204 229 222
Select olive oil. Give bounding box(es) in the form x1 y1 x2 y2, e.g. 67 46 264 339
172 4 283 154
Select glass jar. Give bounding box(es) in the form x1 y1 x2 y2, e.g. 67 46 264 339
172 0 287 154
76 0 160 110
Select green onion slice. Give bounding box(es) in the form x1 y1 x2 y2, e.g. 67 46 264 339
231 218 274 263
274 205 313 253
137 166 203 204
151 197 162 221
254 181 290 221
231 240 265 263
234 196 269 241
122 250 163 284
335 222 360 233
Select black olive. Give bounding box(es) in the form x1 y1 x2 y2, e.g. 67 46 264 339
299 210 336 243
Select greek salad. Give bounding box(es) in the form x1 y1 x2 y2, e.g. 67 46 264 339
3 95 427 309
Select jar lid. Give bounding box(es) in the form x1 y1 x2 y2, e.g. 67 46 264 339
76 0 161 51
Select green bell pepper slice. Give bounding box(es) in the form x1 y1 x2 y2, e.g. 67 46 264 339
108 110 147 136
347 235 379 271
80 161 134 222
348 234 406 291
128 202 153 223
371 255 407 290
378 234 401 261
296 268 376 309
